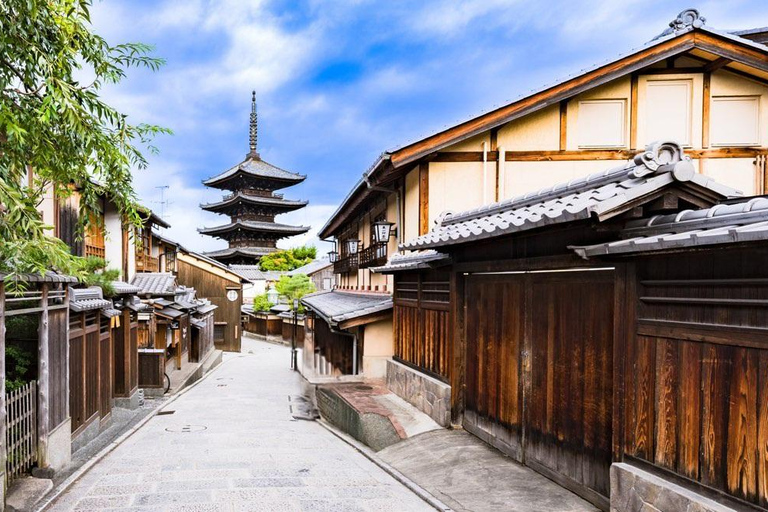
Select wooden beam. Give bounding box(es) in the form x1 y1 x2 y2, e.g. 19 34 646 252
704 56 732 73
630 73 638 150
490 128 498 152
432 147 765 163
694 32 768 74
636 67 706 75
559 100 568 151
702 71 711 149
419 163 429 236
38 284 50 468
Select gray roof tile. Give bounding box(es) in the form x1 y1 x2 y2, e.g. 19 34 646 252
572 196 768 257
287 258 332 276
370 250 450 274
112 281 142 295
203 155 305 186
302 291 392 327
401 142 741 251
69 286 112 313
130 273 177 296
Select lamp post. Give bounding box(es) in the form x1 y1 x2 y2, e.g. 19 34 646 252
291 298 299 371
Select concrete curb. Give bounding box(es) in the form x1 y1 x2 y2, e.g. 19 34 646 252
317 419 453 512
34 353 236 512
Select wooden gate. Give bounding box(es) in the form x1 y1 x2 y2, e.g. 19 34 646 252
5 381 37 484
464 270 614 508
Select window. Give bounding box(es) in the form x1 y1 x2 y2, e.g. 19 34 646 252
322 277 332 290
577 99 626 148
645 80 692 146
711 96 760 147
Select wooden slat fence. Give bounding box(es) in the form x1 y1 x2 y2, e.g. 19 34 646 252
393 270 452 381
5 381 37 484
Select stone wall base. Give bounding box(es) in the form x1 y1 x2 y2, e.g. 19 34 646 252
385 359 451 427
114 389 140 410
43 418 72 471
611 463 736 512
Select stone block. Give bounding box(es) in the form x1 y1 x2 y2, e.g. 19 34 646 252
385 360 451 427
610 463 737 512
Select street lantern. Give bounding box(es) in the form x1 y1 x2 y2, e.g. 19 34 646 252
267 286 279 305
293 298 299 311
346 239 361 255
291 298 300 371
328 250 339 263
372 221 395 244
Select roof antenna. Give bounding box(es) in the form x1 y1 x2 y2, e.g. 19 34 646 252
248 90 259 159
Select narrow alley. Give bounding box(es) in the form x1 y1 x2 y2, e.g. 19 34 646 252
43 337 432 512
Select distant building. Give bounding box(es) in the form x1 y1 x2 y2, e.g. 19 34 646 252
288 258 333 292
199 92 309 265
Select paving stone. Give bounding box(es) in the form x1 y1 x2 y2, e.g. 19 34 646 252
44 338 431 512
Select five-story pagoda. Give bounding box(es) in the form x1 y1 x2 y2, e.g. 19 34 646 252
200 93 309 265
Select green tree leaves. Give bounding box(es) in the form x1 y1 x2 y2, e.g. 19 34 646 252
258 246 317 271
0 0 168 282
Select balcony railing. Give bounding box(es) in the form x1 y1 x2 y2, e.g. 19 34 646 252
333 254 358 274
136 252 159 272
359 243 388 269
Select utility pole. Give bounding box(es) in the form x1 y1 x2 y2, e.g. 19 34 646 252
153 185 171 221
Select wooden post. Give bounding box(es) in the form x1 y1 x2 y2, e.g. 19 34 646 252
38 284 50 468
629 73 638 150
0 283 7 493
419 163 429 236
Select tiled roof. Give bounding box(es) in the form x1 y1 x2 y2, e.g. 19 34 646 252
302 291 392 327
228 265 286 281
198 220 310 237
101 307 121 319
572 196 768 258
156 307 184 319
203 155 306 187
370 250 450 274
205 247 277 260
69 287 112 313
130 273 177 296
200 192 307 211
190 317 206 329
111 281 142 295
287 258 332 276
0 272 77 284
401 143 741 251
195 304 218 315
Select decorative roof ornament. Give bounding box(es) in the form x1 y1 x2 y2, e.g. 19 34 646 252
631 141 694 181
668 8 706 32
248 90 259 159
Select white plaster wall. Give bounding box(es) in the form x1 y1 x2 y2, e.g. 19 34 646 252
637 73 704 148
428 162 487 225
104 201 123 274
39 183 56 234
404 168 420 242
363 317 394 379
710 70 768 147
497 103 560 150
501 160 627 200
701 158 756 196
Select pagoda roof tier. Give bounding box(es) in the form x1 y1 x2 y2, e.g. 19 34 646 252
204 246 277 262
200 192 308 214
203 155 306 191
198 220 310 239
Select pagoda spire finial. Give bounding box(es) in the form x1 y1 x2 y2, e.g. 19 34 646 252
248 90 259 158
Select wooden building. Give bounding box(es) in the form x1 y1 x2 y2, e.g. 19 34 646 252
200 92 309 265
379 141 768 510
313 10 768 394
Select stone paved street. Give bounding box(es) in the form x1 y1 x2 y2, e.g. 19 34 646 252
44 337 432 512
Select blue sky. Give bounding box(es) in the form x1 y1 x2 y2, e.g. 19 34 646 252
90 0 768 254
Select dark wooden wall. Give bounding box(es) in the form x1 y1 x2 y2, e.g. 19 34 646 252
393 270 452 381
48 308 69 430
462 270 614 506
69 311 109 436
624 247 768 508
314 315 354 375
113 310 138 398
177 259 242 352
